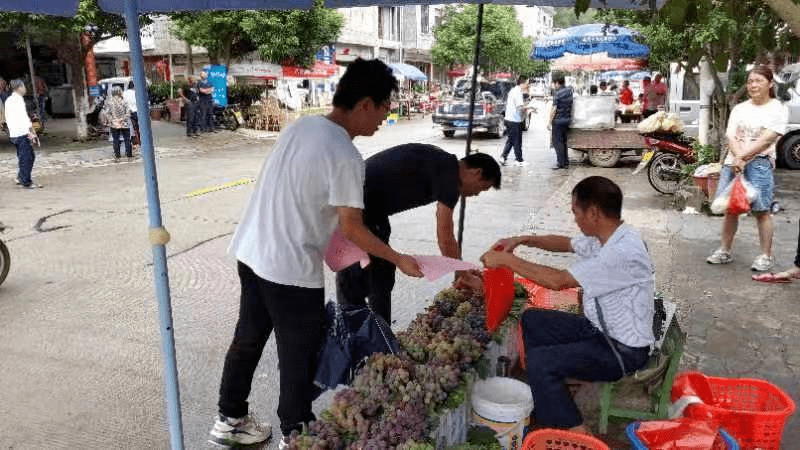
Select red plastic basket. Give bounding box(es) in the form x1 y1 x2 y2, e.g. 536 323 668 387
521 429 610 450
515 279 582 369
671 372 796 450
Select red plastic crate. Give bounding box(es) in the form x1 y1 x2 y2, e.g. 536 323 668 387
671 372 796 450
515 279 582 369
522 429 610 450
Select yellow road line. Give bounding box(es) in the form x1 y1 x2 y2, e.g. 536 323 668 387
185 178 254 198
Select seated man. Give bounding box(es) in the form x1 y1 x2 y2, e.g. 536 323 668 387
481 176 654 433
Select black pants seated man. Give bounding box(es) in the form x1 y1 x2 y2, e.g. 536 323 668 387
521 309 649 428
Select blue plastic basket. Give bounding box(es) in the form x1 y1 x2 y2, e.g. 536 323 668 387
626 421 739 450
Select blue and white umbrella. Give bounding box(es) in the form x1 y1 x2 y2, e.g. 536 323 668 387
0 1 664 449
532 23 650 60
389 62 428 82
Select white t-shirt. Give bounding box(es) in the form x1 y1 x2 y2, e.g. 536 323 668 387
504 85 524 123
724 98 787 164
228 115 365 288
123 89 137 113
568 224 655 348
4 93 32 138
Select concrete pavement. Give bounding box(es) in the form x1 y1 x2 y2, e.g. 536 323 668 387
0 114 798 449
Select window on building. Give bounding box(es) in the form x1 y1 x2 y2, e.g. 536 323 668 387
421 5 430 34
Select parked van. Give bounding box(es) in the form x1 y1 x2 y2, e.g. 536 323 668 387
668 63 800 169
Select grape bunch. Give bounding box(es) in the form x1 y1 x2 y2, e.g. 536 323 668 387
352 397 427 449
291 284 502 448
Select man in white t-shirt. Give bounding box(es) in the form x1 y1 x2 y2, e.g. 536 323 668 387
5 79 41 188
500 76 529 166
210 59 423 448
481 176 654 433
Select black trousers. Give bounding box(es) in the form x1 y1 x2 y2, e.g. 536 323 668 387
552 121 569 168
335 216 396 323
199 96 214 131
522 309 649 428
185 102 199 134
501 120 523 162
218 262 325 436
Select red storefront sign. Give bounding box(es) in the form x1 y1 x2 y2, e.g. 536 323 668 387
282 61 338 78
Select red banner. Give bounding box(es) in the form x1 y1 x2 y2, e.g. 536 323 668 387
282 61 338 78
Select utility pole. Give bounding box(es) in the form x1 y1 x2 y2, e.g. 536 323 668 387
25 33 41 121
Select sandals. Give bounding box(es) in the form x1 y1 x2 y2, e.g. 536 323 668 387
752 272 794 284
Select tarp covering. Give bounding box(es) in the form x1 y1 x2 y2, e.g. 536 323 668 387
532 23 650 60
551 52 648 71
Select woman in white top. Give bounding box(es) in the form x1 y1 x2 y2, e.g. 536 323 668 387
707 66 789 272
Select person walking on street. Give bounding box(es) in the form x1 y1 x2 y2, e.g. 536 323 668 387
706 66 787 272
500 76 529 166
209 58 423 448
179 76 200 137
5 79 41 188
197 71 215 133
34 75 48 124
123 81 140 147
102 87 133 159
337 144 501 323
549 72 573 170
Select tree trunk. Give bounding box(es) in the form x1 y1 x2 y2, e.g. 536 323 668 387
56 34 89 140
186 42 194 75
764 0 800 38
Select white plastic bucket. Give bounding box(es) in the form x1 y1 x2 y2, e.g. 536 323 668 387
471 377 534 450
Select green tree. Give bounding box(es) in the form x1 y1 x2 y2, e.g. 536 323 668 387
171 1 343 68
0 0 143 140
432 5 548 79
170 11 254 67
552 7 598 29
597 0 799 153
241 0 343 68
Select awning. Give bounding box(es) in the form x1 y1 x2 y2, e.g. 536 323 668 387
389 62 428 81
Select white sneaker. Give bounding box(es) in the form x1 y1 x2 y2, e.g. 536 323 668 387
278 437 290 450
706 248 733 264
513 161 530 167
209 414 272 446
751 254 775 272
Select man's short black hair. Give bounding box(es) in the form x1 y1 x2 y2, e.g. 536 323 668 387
552 72 565 85
333 58 399 110
462 152 501 189
517 76 527 85
571 176 622 220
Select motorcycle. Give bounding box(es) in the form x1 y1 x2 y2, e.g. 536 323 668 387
213 103 245 131
0 222 9 287
633 132 696 194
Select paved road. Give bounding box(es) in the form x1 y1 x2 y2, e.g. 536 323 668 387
1 113 798 449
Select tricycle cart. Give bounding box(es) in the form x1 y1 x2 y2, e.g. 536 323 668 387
568 123 647 167
566 95 647 167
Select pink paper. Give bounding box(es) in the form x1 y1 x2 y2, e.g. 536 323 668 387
413 255 479 281
325 228 370 272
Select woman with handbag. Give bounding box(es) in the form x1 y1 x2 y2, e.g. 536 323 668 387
102 87 133 159
706 66 788 272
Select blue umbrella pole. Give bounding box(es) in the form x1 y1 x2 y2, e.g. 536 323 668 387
123 0 185 448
